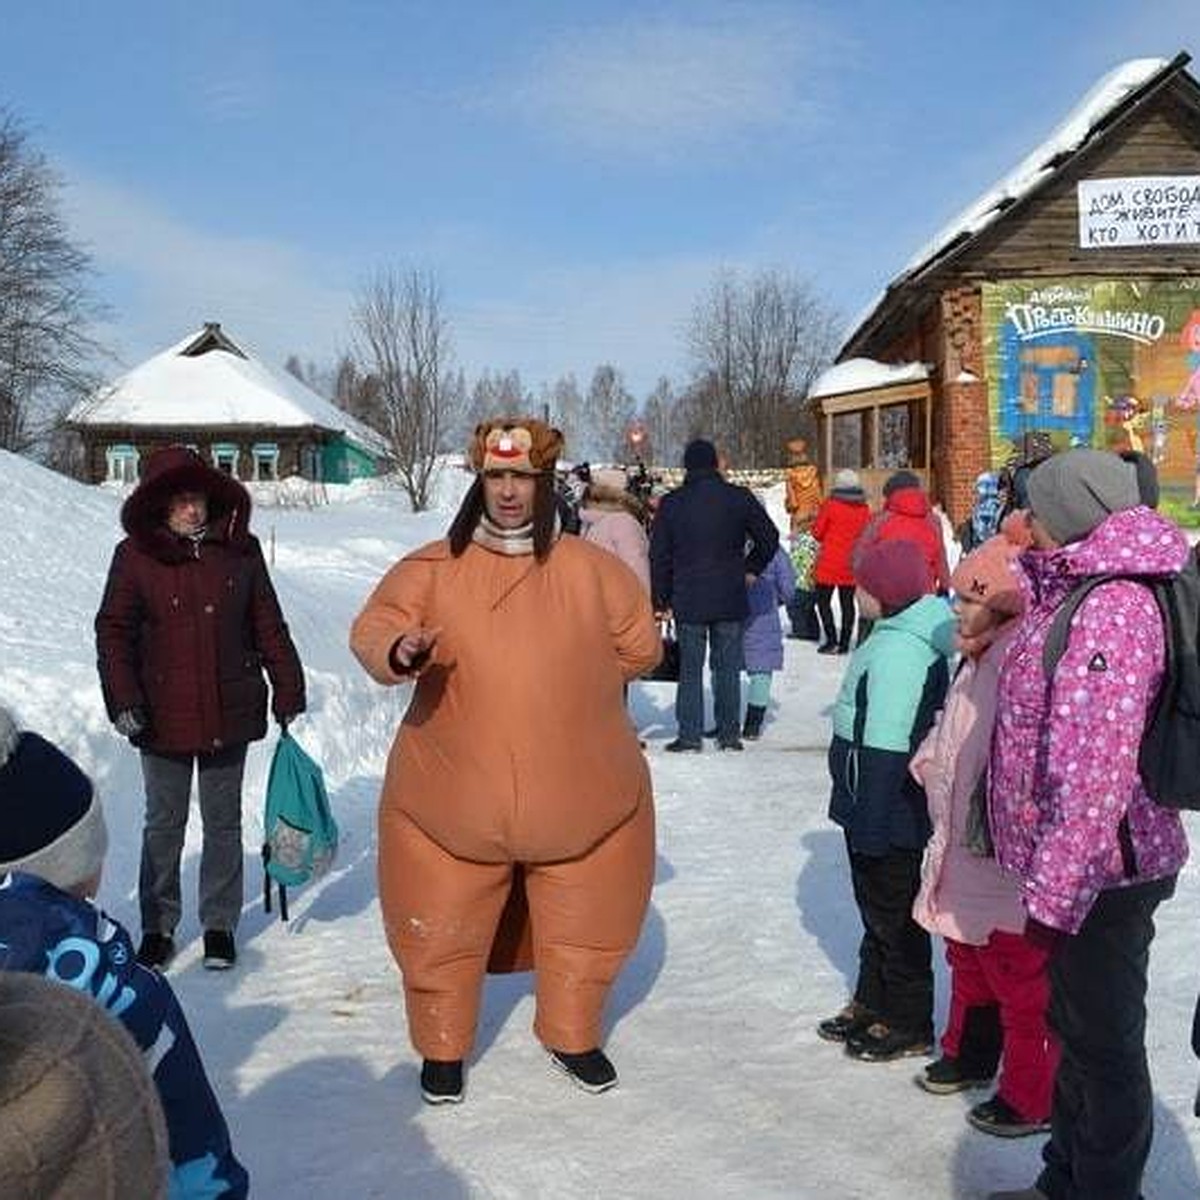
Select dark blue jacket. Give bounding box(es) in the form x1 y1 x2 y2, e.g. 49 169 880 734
0 872 249 1199
649 469 780 623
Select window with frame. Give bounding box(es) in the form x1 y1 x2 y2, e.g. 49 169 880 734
252 442 279 481
105 444 139 484
831 411 869 468
211 444 239 476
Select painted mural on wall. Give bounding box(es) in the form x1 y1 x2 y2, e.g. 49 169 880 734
983 278 1200 494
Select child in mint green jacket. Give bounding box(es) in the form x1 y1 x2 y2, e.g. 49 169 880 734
817 539 955 1064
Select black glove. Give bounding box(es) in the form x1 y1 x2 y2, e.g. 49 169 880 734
114 708 147 740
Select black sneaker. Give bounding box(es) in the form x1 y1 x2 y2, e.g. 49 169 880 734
420 1059 465 1105
135 932 175 971
816 1001 875 1043
918 1055 994 1095
202 930 237 970
664 738 702 753
549 1047 618 1093
844 1022 933 1062
966 1095 1051 1138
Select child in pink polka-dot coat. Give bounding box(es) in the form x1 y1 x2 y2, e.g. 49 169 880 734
987 448 1189 1200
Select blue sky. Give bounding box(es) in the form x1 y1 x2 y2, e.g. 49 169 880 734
4 2 1197 397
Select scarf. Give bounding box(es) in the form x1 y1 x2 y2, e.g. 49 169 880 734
178 526 208 559
472 513 561 556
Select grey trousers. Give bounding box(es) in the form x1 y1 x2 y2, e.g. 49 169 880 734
139 745 248 936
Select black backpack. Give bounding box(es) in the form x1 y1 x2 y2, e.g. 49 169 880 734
1042 546 1200 810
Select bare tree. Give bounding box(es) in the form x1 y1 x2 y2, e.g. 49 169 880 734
350 268 458 511
583 364 635 462
330 352 387 436
282 353 333 397
686 268 840 467
0 109 106 456
642 376 686 467
544 374 584 458
459 368 528 448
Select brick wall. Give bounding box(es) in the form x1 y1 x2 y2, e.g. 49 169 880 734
938 287 992 525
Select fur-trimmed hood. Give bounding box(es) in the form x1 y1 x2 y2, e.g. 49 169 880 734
581 481 646 523
120 446 253 562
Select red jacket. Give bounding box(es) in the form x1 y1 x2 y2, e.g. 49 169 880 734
95 447 305 755
812 496 871 586
856 488 951 593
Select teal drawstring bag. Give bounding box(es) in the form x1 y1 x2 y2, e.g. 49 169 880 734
261 731 338 921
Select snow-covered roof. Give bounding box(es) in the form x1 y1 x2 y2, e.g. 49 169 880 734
68 324 390 456
809 357 928 400
842 55 1182 355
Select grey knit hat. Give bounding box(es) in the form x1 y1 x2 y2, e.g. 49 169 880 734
0 973 169 1199
1026 449 1140 545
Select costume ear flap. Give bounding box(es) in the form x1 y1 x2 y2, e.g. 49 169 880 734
468 422 492 470
540 426 566 464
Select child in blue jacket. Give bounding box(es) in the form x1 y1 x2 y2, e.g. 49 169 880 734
818 540 955 1063
741 544 797 738
0 705 249 1199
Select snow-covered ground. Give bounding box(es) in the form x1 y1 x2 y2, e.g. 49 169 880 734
2 448 1198 1199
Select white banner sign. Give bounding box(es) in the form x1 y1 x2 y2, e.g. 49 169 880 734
1077 176 1200 248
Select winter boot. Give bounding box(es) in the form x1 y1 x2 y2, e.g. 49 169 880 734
844 1021 933 1062
742 704 767 740
202 930 236 970
967 1095 1051 1139
816 1000 876 1043
918 1055 995 1095
549 1048 618 1093
421 1059 465 1105
136 932 175 971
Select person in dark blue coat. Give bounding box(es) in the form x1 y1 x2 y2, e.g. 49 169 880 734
649 439 780 750
0 705 249 1200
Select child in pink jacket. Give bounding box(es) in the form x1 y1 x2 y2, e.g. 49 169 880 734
909 523 1059 1138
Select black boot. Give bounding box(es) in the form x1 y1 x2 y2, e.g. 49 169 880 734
742 704 766 740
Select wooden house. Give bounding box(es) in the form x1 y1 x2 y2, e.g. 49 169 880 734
66 323 390 485
814 52 1200 518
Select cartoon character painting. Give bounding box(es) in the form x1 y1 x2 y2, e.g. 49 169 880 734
1107 394 1149 454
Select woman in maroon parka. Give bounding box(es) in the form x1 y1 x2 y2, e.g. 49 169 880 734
95 446 305 971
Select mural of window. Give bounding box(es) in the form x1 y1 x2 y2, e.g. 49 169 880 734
212 443 239 475
252 442 280 481
105 444 139 484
